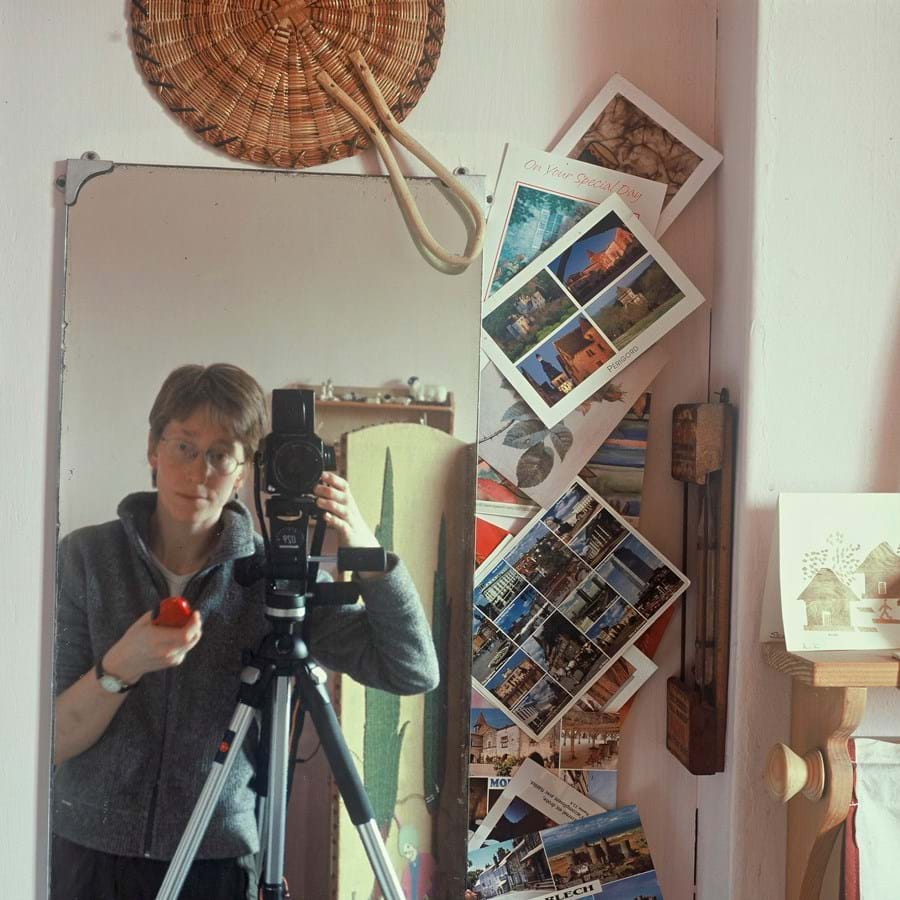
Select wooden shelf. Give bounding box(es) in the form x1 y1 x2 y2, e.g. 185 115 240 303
291 383 455 446
763 640 899 899
315 399 451 414
763 641 900 688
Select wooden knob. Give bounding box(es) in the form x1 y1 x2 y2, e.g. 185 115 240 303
765 743 825 802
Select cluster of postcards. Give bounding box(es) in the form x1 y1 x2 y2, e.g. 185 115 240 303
468 74 723 900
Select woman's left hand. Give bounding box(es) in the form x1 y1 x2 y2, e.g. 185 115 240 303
314 472 380 550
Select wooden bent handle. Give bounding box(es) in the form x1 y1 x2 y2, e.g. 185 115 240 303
317 50 485 275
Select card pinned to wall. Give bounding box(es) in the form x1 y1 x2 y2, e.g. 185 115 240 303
483 143 666 301
760 493 900 651
472 475 688 739
478 345 666 512
466 804 662 900
481 194 705 428
469 758 606 850
553 72 723 235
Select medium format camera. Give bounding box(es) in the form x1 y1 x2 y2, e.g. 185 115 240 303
261 388 336 497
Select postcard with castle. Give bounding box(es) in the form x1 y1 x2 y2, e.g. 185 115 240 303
466 804 663 900
471 475 688 740
483 143 666 301
553 72 723 235
478 345 667 513
480 194 705 428
760 493 900 652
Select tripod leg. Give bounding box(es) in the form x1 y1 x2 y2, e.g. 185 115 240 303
296 663 405 900
258 676 292 897
155 697 258 900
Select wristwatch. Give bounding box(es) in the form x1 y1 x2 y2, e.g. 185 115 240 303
95 656 136 693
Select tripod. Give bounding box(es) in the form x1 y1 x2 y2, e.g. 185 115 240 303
155 502 405 900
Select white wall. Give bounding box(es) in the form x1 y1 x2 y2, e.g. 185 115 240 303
2 2 720 897
711 1 900 898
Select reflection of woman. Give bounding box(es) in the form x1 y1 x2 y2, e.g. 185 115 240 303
52 364 440 900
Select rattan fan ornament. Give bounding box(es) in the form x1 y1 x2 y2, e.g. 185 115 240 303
130 0 483 273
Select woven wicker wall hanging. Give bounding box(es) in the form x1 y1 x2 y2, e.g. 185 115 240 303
130 0 483 272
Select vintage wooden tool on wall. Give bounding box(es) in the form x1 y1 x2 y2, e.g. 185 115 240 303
665 391 737 775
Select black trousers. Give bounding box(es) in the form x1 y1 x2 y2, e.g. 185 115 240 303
51 834 258 900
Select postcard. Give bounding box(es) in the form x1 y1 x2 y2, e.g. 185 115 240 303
476 457 541 519
553 72 722 235
561 706 621 771
760 493 900 651
481 195 706 428
578 649 656 715
484 144 666 300
476 516 514 568
466 805 661 900
472 476 688 739
469 759 605 849
469 689 564 839
561 768 618 811
478 346 666 512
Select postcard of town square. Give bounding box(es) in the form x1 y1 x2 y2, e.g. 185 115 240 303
553 72 723 235
471 476 688 739
759 493 900 652
466 805 662 900
480 194 705 428
483 143 665 301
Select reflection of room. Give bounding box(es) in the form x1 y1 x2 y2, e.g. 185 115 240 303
10 4 900 899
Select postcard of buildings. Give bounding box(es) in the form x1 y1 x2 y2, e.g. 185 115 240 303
478 345 666 511
760 493 900 651
553 72 723 235
484 143 665 301
466 805 660 900
560 706 621 771
481 195 705 428
472 476 688 739
469 691 563 836
469 759 605 850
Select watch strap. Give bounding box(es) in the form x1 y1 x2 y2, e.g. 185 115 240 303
95 655 136 693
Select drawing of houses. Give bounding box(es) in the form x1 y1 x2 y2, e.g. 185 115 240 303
855 542 900 622
799 568 857 631
855 542 900 600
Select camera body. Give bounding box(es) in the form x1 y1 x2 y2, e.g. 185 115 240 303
262 389 336 497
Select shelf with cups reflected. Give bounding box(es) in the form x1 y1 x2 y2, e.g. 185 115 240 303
762 641 899 900
291 383 455 451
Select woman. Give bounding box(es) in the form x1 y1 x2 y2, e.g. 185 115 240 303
52 363 440 900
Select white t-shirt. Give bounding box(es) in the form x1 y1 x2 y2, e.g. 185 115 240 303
151 553 198 598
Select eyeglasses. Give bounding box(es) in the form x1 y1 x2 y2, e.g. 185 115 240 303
158 437 245 477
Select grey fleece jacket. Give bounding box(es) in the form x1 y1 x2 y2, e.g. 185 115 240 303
53 492 439 860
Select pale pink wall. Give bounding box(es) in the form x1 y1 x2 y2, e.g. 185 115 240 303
711 1 900 898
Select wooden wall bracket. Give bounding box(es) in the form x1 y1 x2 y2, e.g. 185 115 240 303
763 641 900 899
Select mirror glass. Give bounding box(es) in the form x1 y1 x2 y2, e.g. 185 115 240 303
53 163 482 898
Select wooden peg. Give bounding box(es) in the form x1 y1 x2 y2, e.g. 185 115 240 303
765 743 825 803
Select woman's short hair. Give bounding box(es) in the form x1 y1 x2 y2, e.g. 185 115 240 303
148 364 268 462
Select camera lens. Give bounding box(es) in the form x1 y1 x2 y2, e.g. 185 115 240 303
272 439 322 495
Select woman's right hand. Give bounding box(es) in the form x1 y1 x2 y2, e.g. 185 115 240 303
103 610 203 684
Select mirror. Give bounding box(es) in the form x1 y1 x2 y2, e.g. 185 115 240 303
53 162 482 899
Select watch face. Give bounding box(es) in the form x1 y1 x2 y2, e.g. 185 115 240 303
99 674 124 693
